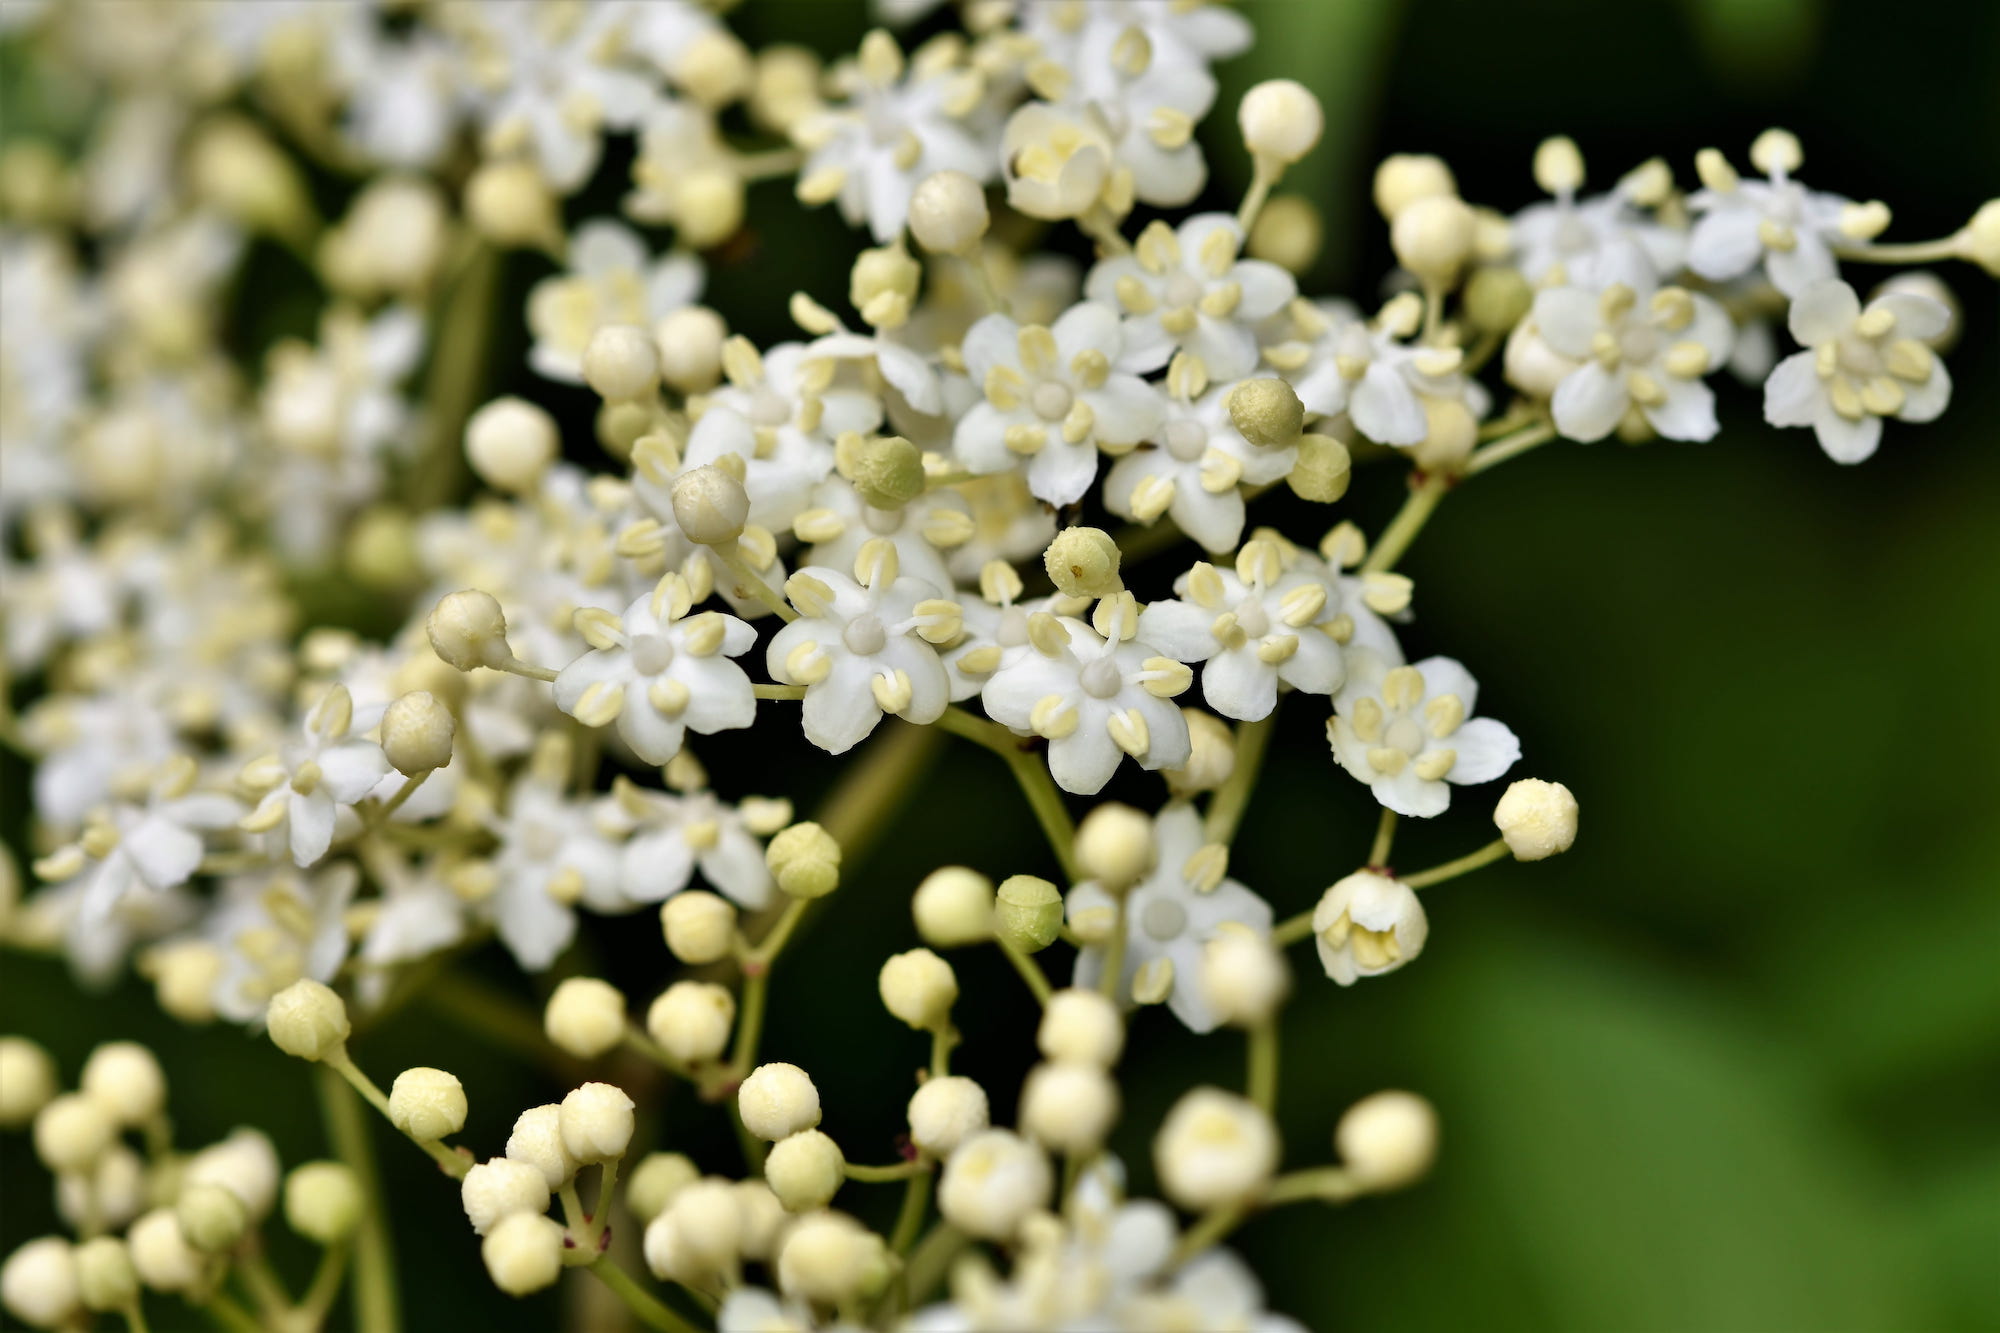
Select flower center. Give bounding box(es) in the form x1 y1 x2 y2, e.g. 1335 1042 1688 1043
1165 272 1204 308
630 633 674 676
996 606 1030 648
1234 598 1269 638
1032 381 1074 421
521 822 561 860
1163 419 1207 461
842 614 887 655
1079 656 1123 699
862 505 904 535
1384 716 1426 756
749 387 790 427
1142 897 1187 941
1619 325 1659 364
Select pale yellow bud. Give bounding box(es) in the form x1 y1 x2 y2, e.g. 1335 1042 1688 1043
995 874 1062 953
1288 432 1352 503
1392 193 1477 285
1037 989 1124 1068
878 949 958 1031
0 1038 56 1129
1962 199 2000 278
937 1129 1052 1241
176 1183 247 1254
33 1094 114 1176
907 1076 989 1156
0 1236 78 1328
345 506 421 590
465 161 560 252
1493 778 1579 861
146 941 225 1025
1464 265 1532 335
626 1152 699 1224
283 1162 362 1245
559 1081 635 1163
73 1237 136 1314
388 1068 467 1142
1153 1088 1278 1210
482 1212 564 1295
1239 79 1323 165
380 691 455 775
661 891 737 965
738 1063 821 1141
460 1157 550 1237
774 1211 890 1306
543 977 627 1059
1165 708 1236 795
765 1129 845 1212
670 464 750 545
505 1105 577 1189
1373 154 1457 221
1200 925 1291 1026
1336 1090 1438 1191
655 306 728 392
79 1042 165 1127
583 324 662 402
1246 195 1322 274
427 590 511 671
1019 1061 1119 1154
909 171 990 255
911 867 995 947
127 1211 202 1292
844 434 925 509
265 979 350 1062
850 247 922 329
766 822 841 899
1043 527 1121 598
675 167 744 248
646 982 735 1065
1074 803 1155 891
1228 378 1305 448
188 116 312 241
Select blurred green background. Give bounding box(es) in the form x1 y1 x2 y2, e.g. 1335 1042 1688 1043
5 0 1998 1329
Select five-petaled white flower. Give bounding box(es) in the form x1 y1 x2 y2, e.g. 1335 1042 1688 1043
554 576 758 766
601 780 776 910
1762 277 1952 464
1103 380 1297 554
1327 651 1519 818
1687 147 1851 297
527 219 704 382
1086 215 1295 382
55 757 241 942
1533 281 1734 443
1274 298 1485 451
241 685 392 867
484 773 623 973
1311 869 1427 986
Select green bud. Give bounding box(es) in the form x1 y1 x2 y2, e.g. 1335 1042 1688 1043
995 874 1063 953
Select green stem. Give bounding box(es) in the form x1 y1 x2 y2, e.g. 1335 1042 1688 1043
845 1160 927 1182
237 1252 292 1321
1247 1021 1279 1112
902 1223 969 1308
587 1258 701 1333
1205 711 1276 844
996 935 1053 1004
589 1156 621 1249
410 242 500 511
752 683 808 700
1367 809 1398 868
935 708 1078 879
1362 471 1451 574
297 1241 351 1329
715 545 798 621
120 1301 151 1333
200 1293 264 1333
929 1025 957 1078
1271 910 1315 948
1830 234 1965 264
1263 1165 1360 1206
314 1066 398 1333
1464 420 1557 476
324 1051 469 1179
1170 1203 1248 1266
1098 894 1129 1003
888 1164 934 1254
1402 838 1511 889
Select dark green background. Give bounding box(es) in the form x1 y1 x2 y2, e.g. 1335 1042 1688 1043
4 0 1997 1328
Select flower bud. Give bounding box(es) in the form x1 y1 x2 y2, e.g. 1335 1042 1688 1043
283 1162 362 1245
1463 265 1532 335
583 324 662 402
465 161 560 252
57 1147 143 1234
73 1238 135 1313
661 1178 744 1273
1287 432 1352 503
188 116 312 241
738 1063 821 1141
481 1212 564 1296
0 1038 56 1128
909 170 990 255
844 434 925 509
1373 153 1457 221
1 1237 78 1329
850 247 922 329
34 1094 114 1176
464 397 557 493
1247 194 1323 274
1873 273 1959 353
938 1130 1052 1241
559 1082 635 1164
734 1181 787 1261
995 874 1062 953
1493 778 1579 861
660 890 737 965
1165 708 1237 796
1239 79 1323 165
78 1042 165 1128
176 1182 248 1254
543 976 627 1059
127 1210 201 1292
1391 193 1477 285
388 1067 467 1142
427 590 511 671
505 1105 578 1189
1313 871 1427 986
646 981 735 1064
1200 924 1291 1027
1036 988 1124 1068
1336 1090 1438 1191
1154 1088 1279 1210
1073 804 1155 891
1019 1062 1119 1155
676 168 745 248
907 1076 989 1157
1960 199 2000 277
765 1129 845 1212
380 691 456 775
655 306 728 393
670 464 750 545
184 1129 280 1221
322 177 446 298
1043 527 1121 598
460 1157 551 1237
878 949 958 1031
626 1152 699 1224
147 939 225 1025
911 867 994 947
774 1211 889 1307
766 821 841 899
1228 378 1305 448
265 978 351 1062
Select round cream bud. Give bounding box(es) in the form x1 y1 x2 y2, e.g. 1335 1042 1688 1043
505 1105 578 1188
1228 378 1306 448
583 324 661 402
426 590 511 671
1019 1062 1119 1155
1247 194 1323 274
655 306 728 392
738 1063 822 1141
641 1213 698 1285
1166 708 1237 796
912 867 994 947
766 822 841 899
909 170 990 255
465 160 560 251
646 981 736 1064
1391 193 1477 285
327 177 446 296
1153 1088 1279 1211
176 1182 248 1254
73 1238 136 1313
734 1181 788 1261
774 1211 889 1306
1200 925 1292 1026
127 1211 201 1292
878 949 958 1031
1336 1090 1438 1191
464 397 557 493
1532 135 1585 196
264 978 351 1062
676 167 745 248
661 1178 744 1273
1287 432 1352 503
1073 804 1156 891
1036 989 1124 1068
78 1042 165 1127
0 1037 58 1128
1373 153 1458 221
481 1212 564 1296
1962 199 2000 278
33 1094 114 1176
938 1130 1052 1241
845 434 925 509
543 976 627 1059
995 874 1063 953
388 1067 467 1142
669 463 750 545
57 1146 144 1234
1463 265 1532 335
765 1130 846 1212
674 27 753 106
380 691 456 775
147 940 225 1024
283 1162 361 1246
184 1129 280 1221
1493 779 1579 861
1 1237 78 1329
1239 79 1323 165
460 1157 551 1237
558 1082 635 1164
1043 527 1121 598
906 1076 989 1157
660 890 737 965
626 1152 699 1224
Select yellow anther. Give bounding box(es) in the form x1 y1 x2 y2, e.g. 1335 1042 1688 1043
1325 613 1355 644
854 537 900 586
923 507 975 547
1839 200 1892 241
871 668 914 714
1166 351 1208 400
1756 218 1796 253
1360 571 1413 615
1199 281 1242 319
1159 306 1199 336
1860 376 1904 416
1321 521 1366 568
785 572 835 618
1235 539 1283 587
738 524 778 570
614 519 667 560
1135 220 1180 274
796 166 848 205
1257 634 1299 665
1070 347 1111 389
681 612 728 656
546 867 585 906
1017 325 1060 375
1183 843 1229 895
1590 330 1621 368
575 606 625 650
1128 474 1176 523
1855 307 1896 340
1132 956 1175 1005
1114 275 1158 314
1186 562 1227 609
1004 423 1048 455
240 797 289 834
785 640 832 685
1024 58 1070 102
1414 749 1456 782
1027 611 1072 657
1814 342 1840 378
957 644 1002 674
793 508 846 544
1197 225 1237 277
892 130 922 172
1694 147 1738 193
1366 746 1408 776
1147 107 1194 151
1884 339 1933 383
1107 707 1151 758
1198 447 1243 494
1664 341 1710 379
979 560 1023 606
1350 696 1384 743
632 435 680 483
1030 693 1079 739
79 823 119 860
1110 24 1151 76
1424 693 1465 738
571 681 625 727
1382 665 1425 711
33 846 87 881
720 335 765 387
1626 370 1666 407
913 598 964 644
1092 591 1139 641
1062 399 1095 444
1828 377 1865 421
1278 584 1326 627
1411 346 1463 378
1141 656 1193 698
681 818 721 852
1598 283 1636 326
648 679 691 717
984 364 1026 411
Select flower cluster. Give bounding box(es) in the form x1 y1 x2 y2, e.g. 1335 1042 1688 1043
1 0 1992 1329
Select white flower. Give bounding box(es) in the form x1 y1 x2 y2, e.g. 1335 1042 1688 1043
1067 804 1271 1032
355 867 468 1007
1687 152 1850 297
1511 178 1684 290
243 687 392 868
952 304 1164 506
940 566 1079 702
61 768 240 941
1085 215 1295 381
527 220 704 383
793 29 992 243
980 598 1192 796
257 304 424 464
23 690 179 828
796 475 968 598
484 776 624 972
553 578 757 765
334 27 459 170
206 865 359 1023
1103 382 1298 554
1 519 124 672
943 473 1057 583
600 782 775 910
1762 277 1952 463
766 544 957 754
674 341 865 532
1311 870 1427 985
1274 298 1485 450
1327 651 1519 818
1136 541 1347 722
1532 281 1734 442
